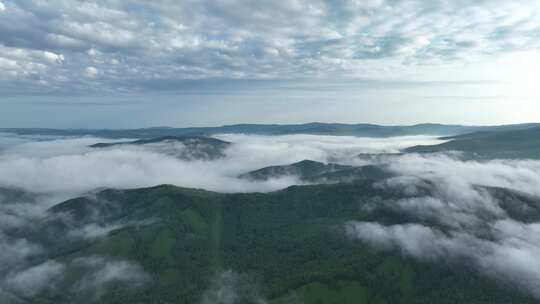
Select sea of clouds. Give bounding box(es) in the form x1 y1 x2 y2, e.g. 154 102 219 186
0 133 444 194
1 132 540 300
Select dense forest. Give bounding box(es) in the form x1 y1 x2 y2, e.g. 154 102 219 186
4 180 537 304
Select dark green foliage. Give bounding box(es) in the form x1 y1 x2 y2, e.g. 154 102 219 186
239 160 352 181
239 160 391 183
13 182 539 303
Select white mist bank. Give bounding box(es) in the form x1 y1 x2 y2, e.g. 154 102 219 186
0 133 445 194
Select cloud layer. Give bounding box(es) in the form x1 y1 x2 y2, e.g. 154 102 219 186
0 133 443 193
1 0 540 94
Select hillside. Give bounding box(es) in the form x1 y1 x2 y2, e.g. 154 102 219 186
405 126 540 159
2 182 538 304
239 159 390 183
89 136 231 160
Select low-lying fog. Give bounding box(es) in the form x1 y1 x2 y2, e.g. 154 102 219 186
3 132 540 300
0 133 445 194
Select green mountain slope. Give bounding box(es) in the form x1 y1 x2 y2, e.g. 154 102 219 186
239 160 391 183
5 182 538 304
89 136 231 160
405 126 540 159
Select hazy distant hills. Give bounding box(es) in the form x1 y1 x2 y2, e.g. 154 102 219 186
406 126 540 159
4 122 540 138
4 181 538 304
74 121 540 162
83 121 540 162
89 136 231 160
68 123 540 162
239 159 390 183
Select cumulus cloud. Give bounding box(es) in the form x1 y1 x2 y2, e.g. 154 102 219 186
42 51 64 64
84 66 98 78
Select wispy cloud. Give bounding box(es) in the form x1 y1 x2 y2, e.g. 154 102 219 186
347 153 540 299
200 270 266 304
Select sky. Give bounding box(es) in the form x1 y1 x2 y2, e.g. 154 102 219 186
1 0 540 127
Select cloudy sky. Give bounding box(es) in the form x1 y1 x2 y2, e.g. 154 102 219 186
1 0 539 127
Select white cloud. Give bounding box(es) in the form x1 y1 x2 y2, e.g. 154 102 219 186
84 66 98 78
3 261 65 297
1 255 149 299
45 33 86 49
87 48 99 57
68 223 122 240
1 0 540 93
0 57 17 69
346 222 467 261
0 234 42 272
346 220 540 298
346 152 540 299
384 153 540 197
200 270 266 304
0 2 5 12
60 21 135 48
0 134 442 193
72 256 149 297
42 51 64 64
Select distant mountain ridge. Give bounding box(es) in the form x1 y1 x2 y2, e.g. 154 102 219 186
3 122 539 138
89 135 229 148
405 126 540 159
89 136 231 160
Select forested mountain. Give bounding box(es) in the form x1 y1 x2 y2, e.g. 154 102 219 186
89 136 231 160
3 124 540 303
405 126 540 159
239 160 390 183
2 180 538 304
